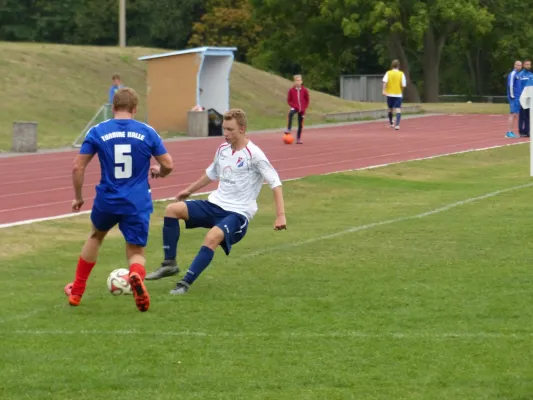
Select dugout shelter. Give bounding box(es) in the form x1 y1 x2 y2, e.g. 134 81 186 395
138 46 237 135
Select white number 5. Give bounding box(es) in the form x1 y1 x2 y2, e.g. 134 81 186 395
114 144 132 179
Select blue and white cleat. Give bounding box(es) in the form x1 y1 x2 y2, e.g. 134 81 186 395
505 131 517 138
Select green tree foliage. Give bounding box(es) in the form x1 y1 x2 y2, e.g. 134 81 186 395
1 0 533 98
0 0 39 41
322 0 493 101
249 0 380 94
0 0 204 49
139 0 205 49
188 0 260 62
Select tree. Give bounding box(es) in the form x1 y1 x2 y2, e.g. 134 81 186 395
144 0 205 50
249 0 373 94
189 0 260 62
322 0 494 102
0 0 38 41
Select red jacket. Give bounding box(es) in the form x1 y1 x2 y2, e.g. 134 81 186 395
287 85 310 114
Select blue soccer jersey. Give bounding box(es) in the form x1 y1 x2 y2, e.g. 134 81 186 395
80 119 168 215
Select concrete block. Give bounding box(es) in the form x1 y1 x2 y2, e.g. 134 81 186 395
12 121 38 152
187 111 208 137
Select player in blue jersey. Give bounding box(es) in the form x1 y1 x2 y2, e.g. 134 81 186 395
65 87 173 312
518 60 532 137
506 60 523 138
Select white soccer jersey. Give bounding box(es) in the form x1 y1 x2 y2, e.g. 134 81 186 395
205 140 282 221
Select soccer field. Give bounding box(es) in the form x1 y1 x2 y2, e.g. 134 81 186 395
2 144 533 399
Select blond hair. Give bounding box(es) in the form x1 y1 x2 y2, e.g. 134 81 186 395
223 108 247 128
112 87 139 113
293 74 302 80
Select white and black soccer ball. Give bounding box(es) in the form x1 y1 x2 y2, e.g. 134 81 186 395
106 268 132 296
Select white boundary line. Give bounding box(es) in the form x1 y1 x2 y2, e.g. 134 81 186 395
0 113 439 159
0 141 526 230
4 329 532 340
237 181 533 259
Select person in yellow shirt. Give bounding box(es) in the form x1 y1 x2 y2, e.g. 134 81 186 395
382 59 407 130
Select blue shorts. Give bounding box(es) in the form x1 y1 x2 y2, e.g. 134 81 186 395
387 96 403 109
509 98 520 114
184 200 248 256
91 206 151 247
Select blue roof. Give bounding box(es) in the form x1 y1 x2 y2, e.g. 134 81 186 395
138 47 237 61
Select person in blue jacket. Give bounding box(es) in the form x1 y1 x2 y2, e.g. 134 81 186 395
518 60 532 137
506 60 523 138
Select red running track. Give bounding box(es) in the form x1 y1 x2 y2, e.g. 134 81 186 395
0 114 523 225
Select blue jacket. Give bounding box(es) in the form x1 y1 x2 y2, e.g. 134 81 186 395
108 84 124 104
518 69 533 96
507 69 521 100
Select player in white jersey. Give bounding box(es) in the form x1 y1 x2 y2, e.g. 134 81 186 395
145 108 287 294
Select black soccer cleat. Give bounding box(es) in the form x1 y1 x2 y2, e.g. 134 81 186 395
145 260 180 281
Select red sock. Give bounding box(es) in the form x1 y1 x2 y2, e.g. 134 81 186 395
71 257 96 295
129 263 146 281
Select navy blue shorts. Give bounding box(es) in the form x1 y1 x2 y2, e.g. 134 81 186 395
387 96 403 109
509 98 520 114
91 206 151 247
184 200 248 256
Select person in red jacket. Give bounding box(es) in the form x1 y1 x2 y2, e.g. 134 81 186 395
285 75 310 144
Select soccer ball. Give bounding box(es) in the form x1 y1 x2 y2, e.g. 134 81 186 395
107 268 132 296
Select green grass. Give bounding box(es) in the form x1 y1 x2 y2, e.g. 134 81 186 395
0 42 375 152
1 143 533 399
0 41 510 152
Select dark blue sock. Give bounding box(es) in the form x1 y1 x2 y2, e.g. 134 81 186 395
163 217 180 261
388 112 393 124
396 112 401 126
183 246 215 285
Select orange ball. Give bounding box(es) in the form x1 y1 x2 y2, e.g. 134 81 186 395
283 133 294 144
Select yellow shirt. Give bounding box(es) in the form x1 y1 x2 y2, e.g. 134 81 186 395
383 69 406 97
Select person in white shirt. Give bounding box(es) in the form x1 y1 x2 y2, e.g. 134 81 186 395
146 108 287 294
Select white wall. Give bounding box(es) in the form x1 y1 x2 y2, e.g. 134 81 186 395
198 55 233 114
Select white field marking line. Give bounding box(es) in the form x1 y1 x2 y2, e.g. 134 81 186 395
0 113 442 161
0 121 516 185
0 304 64 325
0 127 496 186
4 329 532 340
0 190 212 228
0 141 526 230
0 133 509 199
238 181 533 259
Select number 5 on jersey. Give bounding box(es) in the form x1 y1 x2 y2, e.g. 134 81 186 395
114 144 132 179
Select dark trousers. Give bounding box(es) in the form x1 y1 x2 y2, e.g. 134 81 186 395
519 106 530 135
287 109 304 140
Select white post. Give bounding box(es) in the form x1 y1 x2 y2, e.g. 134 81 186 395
519 86 533 176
